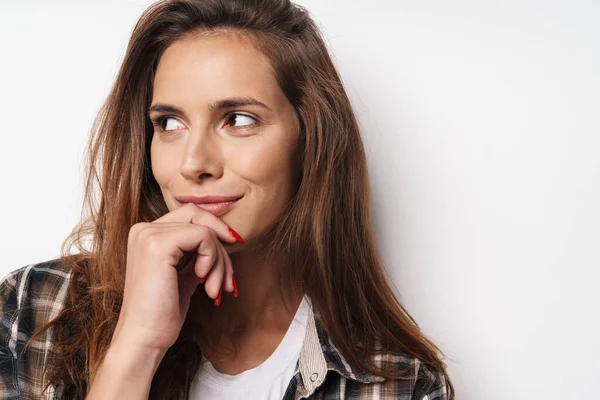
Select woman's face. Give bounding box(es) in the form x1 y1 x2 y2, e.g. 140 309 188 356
150 32 300 247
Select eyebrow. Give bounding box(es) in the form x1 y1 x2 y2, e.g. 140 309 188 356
148 96 272 115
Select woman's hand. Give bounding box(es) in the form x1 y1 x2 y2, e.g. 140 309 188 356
112 202 241 352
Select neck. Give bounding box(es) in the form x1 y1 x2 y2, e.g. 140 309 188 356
194 244 304 373
220 248 303 330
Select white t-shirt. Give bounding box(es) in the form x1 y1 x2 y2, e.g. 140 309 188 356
188 296 309 400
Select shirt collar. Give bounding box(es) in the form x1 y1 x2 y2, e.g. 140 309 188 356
297 297 385 397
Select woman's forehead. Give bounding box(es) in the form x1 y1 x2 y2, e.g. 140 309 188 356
152 34 285 112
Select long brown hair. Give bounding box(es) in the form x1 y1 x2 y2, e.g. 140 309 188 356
24 0 454 398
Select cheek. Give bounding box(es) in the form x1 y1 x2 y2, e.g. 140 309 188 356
150 140 175 188
230 140 296 194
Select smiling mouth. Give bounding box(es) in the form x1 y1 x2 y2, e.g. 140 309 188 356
191 200 238 217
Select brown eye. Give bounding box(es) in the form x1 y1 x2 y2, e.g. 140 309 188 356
151 116 186 132
225 113 257 128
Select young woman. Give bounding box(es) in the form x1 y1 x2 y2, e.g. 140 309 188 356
0 0 455 399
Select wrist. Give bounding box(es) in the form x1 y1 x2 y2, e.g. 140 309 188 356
107 335 168 374
87 337 167 399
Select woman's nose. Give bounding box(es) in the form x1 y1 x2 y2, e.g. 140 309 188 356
178 129 223 181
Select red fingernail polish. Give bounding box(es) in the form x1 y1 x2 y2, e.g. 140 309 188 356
228 227 245 244
214 288 222 306
199 277 205 284
232 276 239 298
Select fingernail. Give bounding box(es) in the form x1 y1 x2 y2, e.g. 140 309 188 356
199 277 205 284
214 288 222 306
228 227 245 244
232 276 239 298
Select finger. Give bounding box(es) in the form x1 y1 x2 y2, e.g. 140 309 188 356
160 224 219 273
151 224 217 272
220 244 234 293
174 249 198 273
195 255 220 299
154 203 238 244
200 229 225 299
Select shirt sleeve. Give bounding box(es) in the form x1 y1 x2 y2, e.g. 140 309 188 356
412 361 450 400
0 269 23 399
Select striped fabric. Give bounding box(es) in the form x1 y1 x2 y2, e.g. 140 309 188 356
1 260 449 399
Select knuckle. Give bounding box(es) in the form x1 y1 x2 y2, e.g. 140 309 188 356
187 205 220 226
135 224 152 242
128 223 141 239
128 222 149 243
197 224 212 238
144 233 164 255
196 249 217 272
132 226 163 254
184 202 200 215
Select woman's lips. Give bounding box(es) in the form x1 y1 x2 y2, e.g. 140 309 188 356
192 201 237 217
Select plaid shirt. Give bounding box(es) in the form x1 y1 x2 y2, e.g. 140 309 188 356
1 260 449 399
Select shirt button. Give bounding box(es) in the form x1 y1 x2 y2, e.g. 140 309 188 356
310 373 319 382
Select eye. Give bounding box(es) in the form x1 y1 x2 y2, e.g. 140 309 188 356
224 112 258 129
150 116 186 132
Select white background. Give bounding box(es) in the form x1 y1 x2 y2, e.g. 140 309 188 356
1 1 599 398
